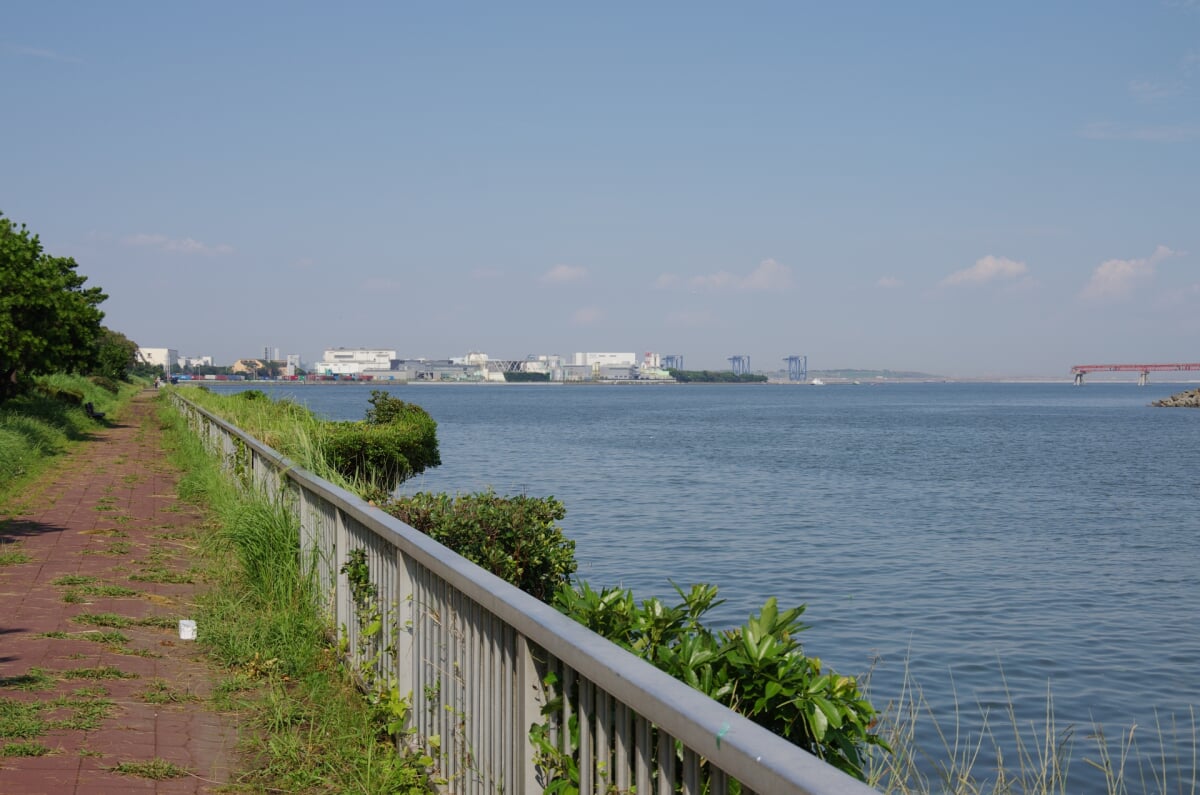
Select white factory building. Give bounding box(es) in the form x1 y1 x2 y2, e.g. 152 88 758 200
314 348 396 376
136 347 179 374
570 352 637 368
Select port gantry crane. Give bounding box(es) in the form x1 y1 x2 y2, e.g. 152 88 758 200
784 355 808 382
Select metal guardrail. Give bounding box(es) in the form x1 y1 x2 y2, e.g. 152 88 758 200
170 392 878 795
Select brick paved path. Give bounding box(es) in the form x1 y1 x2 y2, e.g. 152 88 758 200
0 392 239 794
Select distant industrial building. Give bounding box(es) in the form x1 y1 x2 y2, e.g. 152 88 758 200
314 348 397 376
571 352 637 368
137 347 178 374
179 354 213 369
273 347 679 383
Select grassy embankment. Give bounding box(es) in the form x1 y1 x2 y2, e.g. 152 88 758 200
0 379 433 791
0 374 137 504
156 391 435 792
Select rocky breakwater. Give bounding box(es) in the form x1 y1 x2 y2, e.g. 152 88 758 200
1152 388 1200 408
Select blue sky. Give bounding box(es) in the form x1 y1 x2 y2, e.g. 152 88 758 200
3 2 1197 376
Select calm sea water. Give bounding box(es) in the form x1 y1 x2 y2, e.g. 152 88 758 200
208 381 1200 791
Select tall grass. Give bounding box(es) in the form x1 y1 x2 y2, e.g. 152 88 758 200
866 666 1198 795
0 374 142 500
159 397 432 793
173 385 364 489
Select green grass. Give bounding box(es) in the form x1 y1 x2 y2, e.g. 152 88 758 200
138 679 198 704
0 374 144 502
71 612 177 629
80 584 140 597
0 690 114 738
108 757 190 779
86 630 131 645
2 741 52 756
71 612 133 628
0 545 31 566
51 574 97 586
60 666 135 680
46 695 114 730
0 699 47 739
0 669 54 692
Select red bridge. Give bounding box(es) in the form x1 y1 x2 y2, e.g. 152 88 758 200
1071 362 1200 386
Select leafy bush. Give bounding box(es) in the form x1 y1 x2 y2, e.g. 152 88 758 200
318 390 441 493
364 390 428 426
323 418 440 491
383 491 576 601
550 581 886 780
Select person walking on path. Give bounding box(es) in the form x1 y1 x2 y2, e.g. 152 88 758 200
0 391 239 794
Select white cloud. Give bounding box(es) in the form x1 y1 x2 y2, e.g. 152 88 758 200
656 258 792 292
741 258 792 290
5 44 81 63
541 264 587 284
1128 80 1182 102
122 233 233 255
941 256 1029 287
876 276 903 289
1081 245 1177 301
1080 122 1200 142
690 271 738 291
571 307 603 325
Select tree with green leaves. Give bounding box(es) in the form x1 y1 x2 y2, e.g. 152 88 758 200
0 213 108 401
94 327 140 381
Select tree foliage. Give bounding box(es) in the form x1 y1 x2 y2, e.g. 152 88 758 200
94 327 140 382
0 214 108 401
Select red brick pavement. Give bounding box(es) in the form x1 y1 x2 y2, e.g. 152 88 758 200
0 392 240 794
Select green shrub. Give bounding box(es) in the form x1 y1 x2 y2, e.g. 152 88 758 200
550 581 885 780
383 491 575 601
319 391 440 492
364 390 427 426
323 420 440 492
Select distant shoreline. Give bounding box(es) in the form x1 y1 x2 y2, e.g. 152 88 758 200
201 376 1200 388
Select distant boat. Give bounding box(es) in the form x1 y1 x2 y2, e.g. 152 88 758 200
811 378 826 386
